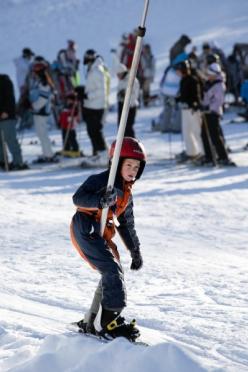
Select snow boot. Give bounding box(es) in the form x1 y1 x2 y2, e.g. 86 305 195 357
218 159 237 167
8 162 30 171
76 313 97 335
94 305 140 342
191 155 214 167
61 150 82 158
32 155 59 164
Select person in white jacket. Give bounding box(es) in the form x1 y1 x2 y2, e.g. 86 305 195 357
14 48 34 95
116 63 140 138
82 49 109 166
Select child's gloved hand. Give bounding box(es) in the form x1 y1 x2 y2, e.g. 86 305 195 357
130 250 143 270
99 188 117 209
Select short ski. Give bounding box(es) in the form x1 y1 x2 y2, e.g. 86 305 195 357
69 322 149 347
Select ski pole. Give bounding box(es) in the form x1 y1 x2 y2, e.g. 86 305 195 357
168 99 173 160
100 0 150 236
1 130 9 172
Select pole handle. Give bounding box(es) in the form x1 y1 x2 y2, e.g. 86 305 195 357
100 0 150 236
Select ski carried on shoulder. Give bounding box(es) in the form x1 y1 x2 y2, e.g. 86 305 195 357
68 321 149 347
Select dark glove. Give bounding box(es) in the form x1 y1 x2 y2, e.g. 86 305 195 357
201 104 209 112
130 250 143 271
99 188 117 209
117 89 125 100
190 102 201 112
83 92 88 100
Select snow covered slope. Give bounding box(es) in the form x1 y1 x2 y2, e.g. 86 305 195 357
1 106 248 371
1 1 248 372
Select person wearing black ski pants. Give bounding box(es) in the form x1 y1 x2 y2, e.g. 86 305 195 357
83 107 106 156
0 74 26 170
118 103 136 138
202 112 228 162
62 129 79 151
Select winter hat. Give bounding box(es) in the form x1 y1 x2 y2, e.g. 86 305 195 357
22 47 34 57
116 63 128 75
206 63 221 76
206 53 220 65
174 60 191 73
202 42 211 50
83 49 97 65
32 60 48 73
180 34 191 45
68 40 76 49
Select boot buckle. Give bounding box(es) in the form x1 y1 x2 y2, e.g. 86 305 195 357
130 319 136 327
107 319 118 331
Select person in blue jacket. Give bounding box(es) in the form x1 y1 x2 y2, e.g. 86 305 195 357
70 137 146 341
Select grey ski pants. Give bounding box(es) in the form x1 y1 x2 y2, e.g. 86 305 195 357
0 119 23 165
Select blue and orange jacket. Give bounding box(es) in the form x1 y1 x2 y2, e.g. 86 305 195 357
72 170 141 256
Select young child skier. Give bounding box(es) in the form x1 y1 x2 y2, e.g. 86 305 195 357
70 137 146 341
59 91 81 157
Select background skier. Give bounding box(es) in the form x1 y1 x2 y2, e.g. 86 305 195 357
0 74 28 171
81 49 109 166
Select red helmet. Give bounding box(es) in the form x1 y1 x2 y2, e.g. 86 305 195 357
109 137 146 179
32 61 47 73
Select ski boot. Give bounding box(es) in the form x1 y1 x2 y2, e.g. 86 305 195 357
218 158 237 167
8 162 30 171
32 155 59 164
76 313 97 335
94 306 140 342
61 150 82 158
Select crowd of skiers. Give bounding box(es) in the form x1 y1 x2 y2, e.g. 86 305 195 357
0 33 155 171
155 34 248 167
1 32 248 171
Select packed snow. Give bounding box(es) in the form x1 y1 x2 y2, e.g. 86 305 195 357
1 1 248 371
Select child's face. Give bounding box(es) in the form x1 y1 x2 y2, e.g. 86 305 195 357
121 158 140 182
